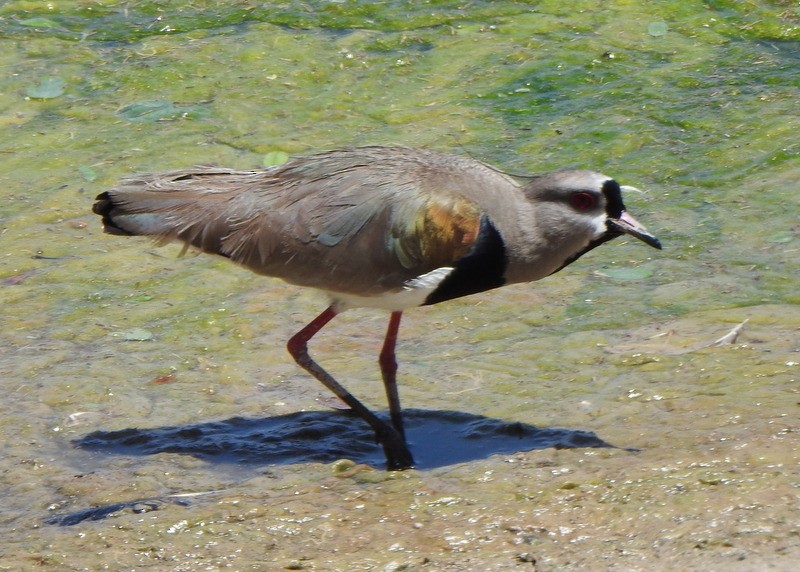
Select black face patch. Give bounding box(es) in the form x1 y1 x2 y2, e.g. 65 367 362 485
424 215 507 306
601 179 626 219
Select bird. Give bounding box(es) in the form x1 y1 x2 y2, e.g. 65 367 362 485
93 145 661 470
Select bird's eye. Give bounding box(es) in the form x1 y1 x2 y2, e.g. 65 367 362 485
569 192 597 211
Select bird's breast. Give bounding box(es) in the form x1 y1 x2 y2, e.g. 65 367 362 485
422 215 507 306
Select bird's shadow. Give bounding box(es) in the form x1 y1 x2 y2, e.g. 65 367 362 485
73 409 628 470
50 411 629 525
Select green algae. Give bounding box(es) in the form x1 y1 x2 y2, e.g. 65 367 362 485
117 99 211 122
1 1 533 42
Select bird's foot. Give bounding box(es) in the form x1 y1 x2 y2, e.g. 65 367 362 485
377 426 415 470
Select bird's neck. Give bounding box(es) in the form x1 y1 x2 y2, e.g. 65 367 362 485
498 209 598 286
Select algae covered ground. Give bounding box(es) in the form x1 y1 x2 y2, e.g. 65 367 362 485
1 1 798 570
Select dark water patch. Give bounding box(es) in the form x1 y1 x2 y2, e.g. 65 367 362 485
74 409 621 470
1 1 531 43
45 496 190 527
758 40 800 62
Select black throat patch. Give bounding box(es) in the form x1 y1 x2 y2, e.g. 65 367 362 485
424 215 507 306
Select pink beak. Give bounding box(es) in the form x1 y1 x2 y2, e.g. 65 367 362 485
609 211 662 249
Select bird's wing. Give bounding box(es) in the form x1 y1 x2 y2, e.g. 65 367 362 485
220 150 488 295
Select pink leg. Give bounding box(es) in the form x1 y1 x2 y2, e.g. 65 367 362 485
379 311 405 438
286 306 414 470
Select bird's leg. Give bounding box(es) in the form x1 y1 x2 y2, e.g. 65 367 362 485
379 311 405 439
286 305 414 470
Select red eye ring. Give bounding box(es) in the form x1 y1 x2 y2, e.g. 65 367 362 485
569 191 597 211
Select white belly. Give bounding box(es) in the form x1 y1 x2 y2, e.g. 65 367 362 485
331 267 455 311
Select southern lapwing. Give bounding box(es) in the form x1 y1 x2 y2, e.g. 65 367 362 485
93 146 661 469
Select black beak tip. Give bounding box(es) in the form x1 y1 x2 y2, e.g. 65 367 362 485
647 236 663 250
608 216 662 251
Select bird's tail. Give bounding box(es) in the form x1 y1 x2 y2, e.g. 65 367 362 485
93 168 261 256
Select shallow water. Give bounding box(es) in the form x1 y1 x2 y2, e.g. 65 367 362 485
1 1 799 570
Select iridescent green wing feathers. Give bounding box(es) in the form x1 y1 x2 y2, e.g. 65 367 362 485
386 191 482 271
